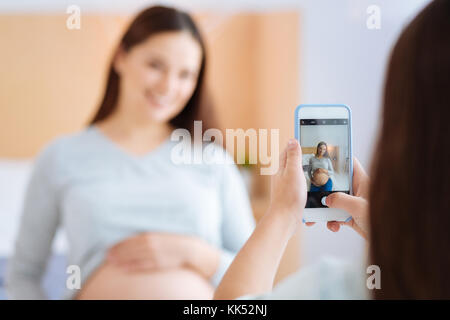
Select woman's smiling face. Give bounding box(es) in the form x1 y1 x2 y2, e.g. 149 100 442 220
114 31 203 124
319 144 327 156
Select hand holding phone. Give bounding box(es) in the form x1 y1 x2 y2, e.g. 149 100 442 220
295 104 353 222
307 158 370 239
267 139 307 233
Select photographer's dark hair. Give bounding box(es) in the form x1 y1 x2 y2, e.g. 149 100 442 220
370 0 450 299
90 6 215 133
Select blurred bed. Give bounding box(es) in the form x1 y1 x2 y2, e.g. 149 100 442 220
0 160 68 299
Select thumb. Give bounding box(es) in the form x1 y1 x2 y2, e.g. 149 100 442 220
285 139 301 173
325 192 367 219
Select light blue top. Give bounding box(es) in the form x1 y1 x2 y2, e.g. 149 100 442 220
308 156 334 181
239 256 370 300
6 126 255 299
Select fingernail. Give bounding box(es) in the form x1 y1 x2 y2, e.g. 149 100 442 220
288 139 297 149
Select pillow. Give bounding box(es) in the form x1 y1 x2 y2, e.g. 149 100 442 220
302 153 315 166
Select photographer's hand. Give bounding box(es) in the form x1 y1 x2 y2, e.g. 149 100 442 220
305 158 369 240
214 139 307 300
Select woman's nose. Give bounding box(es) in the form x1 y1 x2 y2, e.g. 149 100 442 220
154 73 176 96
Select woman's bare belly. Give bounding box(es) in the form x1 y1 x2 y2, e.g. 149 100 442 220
76 261 214 300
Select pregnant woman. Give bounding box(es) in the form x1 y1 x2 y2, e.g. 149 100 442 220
6 6 255 300
309 142 334 192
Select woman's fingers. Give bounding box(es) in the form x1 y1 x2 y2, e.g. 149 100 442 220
285 139 302 175
325 192 367 220
107 238 149 263
307 220 346 233
108 241 135 261
325 192 368 239
123 259 157 273
352 158 370 199
327 221 341 232
278 141 288 173
108 246 144 264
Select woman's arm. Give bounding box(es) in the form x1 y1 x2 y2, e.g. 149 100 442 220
214 209 296 299
5 143 61 299
327 158 335 177
214 139 307 300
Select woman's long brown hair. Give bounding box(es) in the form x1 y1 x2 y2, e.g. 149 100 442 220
370 0 450 299
90 6 215 133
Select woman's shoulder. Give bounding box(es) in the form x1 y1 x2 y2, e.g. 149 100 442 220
34 127 98 168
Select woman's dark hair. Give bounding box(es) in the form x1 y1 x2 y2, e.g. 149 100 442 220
370 0 450 299
315 141 330 158
90 6 215 133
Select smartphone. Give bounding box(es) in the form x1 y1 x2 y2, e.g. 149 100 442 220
295 104 353 222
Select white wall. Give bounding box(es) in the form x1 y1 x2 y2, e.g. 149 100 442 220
1 0 431 266
295 0 430 266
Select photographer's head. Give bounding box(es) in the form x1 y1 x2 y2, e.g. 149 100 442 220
90 6 213 133
370 0 450 299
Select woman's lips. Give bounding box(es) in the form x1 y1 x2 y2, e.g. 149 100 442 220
146 93 170 109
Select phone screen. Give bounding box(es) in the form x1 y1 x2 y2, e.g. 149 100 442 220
299 118 351 208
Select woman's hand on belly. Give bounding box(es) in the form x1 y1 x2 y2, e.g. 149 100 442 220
312 170 329 186
76 232 222 299
107 232 221 279
316 168 329 175
107 232 188 272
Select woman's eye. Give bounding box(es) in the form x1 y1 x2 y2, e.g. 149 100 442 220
179 70 193 80
148 61 163 70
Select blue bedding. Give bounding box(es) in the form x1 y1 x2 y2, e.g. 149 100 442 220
0 255 67 300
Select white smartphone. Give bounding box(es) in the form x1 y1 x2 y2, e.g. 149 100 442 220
295 104 353 222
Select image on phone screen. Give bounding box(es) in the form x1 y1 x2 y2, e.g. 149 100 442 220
299 118 350 208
